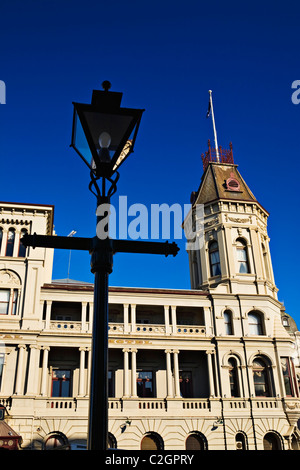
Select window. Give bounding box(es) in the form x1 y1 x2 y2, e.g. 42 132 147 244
44 433 69 450
253 358 272 397
186 433 207 450
141 433 163 450
282 316 289 327
209 241 221 277
0 289 18 315
224 310 233 335
180 371 193 398
0 228 2 253
235 432 247 450
108 370 114 397
263 432 282 450
5 229 15 257
248 311 263 335
137 371 154 398
18 229 27 257
281 357 297 397
236 238 249 273
228 358 240 397
108 433 117 449
51 369 72 397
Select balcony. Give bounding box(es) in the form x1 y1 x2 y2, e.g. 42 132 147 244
45 320 207 337
5 395 289 419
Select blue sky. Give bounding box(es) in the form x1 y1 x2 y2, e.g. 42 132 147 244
0 0 300 324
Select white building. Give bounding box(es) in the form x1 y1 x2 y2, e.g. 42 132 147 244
0 142 299 451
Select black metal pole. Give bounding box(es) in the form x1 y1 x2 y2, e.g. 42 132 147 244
88 196 113 451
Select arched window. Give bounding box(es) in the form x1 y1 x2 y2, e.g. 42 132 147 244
263 432 282 450
228 357 240 397
185 432 207 450
18 229 27 257
235 432 247 450
209 241 221 277
108 432 117 449
252 357 272 397
141 432 163 450
224 310 233 335
236 238 249 273
44 432 69 450
248 311 264 335
6 228 15 257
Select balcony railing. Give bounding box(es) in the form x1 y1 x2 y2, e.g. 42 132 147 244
3 395 293 419
45 320 207 336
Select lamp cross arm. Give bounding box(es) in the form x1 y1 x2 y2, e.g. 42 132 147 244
21 233 180 257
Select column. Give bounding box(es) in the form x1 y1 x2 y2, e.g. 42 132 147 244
40 347 50 396
165 350 173 398
206 350 215 397
164 306 171 335
173 350 181 398
79 347 86 396
87 347 92 396
26 345 41 395
123 304 129 334
15 344 27 395
131 349 138 397
131 304 136 333
81 302 87 333
44 300 52 329
8 288 14 316
0 229 7 257
13 229 21 257
88 302 94 333
171 306 177 334
122 348 130 398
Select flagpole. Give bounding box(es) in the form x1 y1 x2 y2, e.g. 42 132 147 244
67 230 77 279
208 90 220 162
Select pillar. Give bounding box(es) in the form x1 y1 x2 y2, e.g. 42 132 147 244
40 346 50 396
26 345 41 395
15 344 27 395
81 302 87 332
123 304 129 334
45 300 52 329
131 349 138 397
79 347 86 396
173 350 181 397
122 348 130 398
165 350 173 397
206 350 215 397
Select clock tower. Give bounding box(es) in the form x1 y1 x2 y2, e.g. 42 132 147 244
185 140 278 298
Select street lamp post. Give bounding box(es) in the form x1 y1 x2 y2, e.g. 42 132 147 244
21 82 179 451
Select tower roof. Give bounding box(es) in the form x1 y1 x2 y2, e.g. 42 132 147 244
191 142 268 215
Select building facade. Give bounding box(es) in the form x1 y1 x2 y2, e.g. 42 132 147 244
0 143 300 450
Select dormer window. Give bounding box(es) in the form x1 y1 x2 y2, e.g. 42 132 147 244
226 173 240 191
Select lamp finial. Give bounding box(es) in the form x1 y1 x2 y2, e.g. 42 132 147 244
102 80 111 92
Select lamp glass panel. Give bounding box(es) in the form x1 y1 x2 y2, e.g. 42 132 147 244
72 110 94 168
82 111 135 152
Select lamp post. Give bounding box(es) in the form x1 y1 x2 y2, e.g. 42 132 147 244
21 82 179 451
